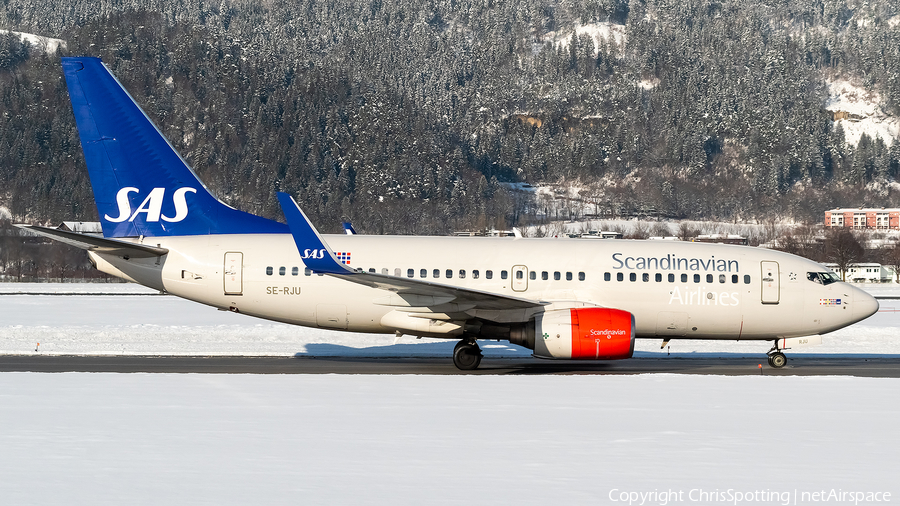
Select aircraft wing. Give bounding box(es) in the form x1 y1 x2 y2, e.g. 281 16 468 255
276 193 546 311
15 225 169 258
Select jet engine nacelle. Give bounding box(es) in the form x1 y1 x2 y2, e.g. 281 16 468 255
533 308 635 360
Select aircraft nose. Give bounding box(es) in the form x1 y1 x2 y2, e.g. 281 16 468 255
852 288 879 321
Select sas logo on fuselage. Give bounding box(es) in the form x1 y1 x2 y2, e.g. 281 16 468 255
300 250 352 264
104 187 197 223
301 249 327 260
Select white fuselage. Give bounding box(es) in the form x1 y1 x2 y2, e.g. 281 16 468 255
90 234 877 342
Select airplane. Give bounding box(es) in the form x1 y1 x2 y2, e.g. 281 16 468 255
18 57 879 370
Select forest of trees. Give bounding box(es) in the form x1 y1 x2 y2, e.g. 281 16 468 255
1 0 900 235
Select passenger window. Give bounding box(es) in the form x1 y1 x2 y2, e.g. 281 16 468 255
420 269 427 278
473 270 480 279
460 270 466 279
486 270 493 279
668 273 675 282
433 269 440 278
530 271 536 280
693 274 700 283
501 271 508 279
279 266 286 276
292 266 299 276
655 273 662 282
542 271 549 280
554 272 561 280
719 274 726 283
516 270 523 279
732 274 738 283
706 274 713 283
681 274 688 282
566 272 572 281
578 272 585 281
394 268 401 276
305 268 312 276
630 273 636 282
407 269 414 278
642 273 649 282
369 268 376 273
446 269 453 279
382 268 389 275
604 272 611 281
744 275 751 284
617 273 624 281
266 266 273 276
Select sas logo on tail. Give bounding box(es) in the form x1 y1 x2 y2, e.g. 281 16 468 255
104 187 197 223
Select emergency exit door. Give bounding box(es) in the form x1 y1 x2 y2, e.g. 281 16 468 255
224 252 243 295
512 265 529 292
761 261 779 304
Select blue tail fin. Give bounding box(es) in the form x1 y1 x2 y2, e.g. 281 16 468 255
61 57 287 238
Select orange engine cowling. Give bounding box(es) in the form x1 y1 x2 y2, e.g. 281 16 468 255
533 308 635 360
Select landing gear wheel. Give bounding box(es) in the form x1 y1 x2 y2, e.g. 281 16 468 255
453 340 482 370
768 352 787 368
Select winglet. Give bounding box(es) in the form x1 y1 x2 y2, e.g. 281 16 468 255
277 192 355 275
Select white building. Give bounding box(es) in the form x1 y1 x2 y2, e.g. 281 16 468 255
824 263 893 283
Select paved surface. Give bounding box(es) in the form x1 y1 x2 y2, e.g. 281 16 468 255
2 355 900 377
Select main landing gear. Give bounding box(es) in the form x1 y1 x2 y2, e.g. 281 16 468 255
453 338 482 370
767 343 788 368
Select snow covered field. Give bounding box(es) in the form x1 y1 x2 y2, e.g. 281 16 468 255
1 373 897 505
1 283 898 505
1 283 898 358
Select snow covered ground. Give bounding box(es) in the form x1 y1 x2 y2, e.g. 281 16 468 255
1 283 897 358
1 373 897 505
1 283 898 504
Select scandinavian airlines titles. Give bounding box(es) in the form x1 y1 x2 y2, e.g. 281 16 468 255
668 286 741 306
612 252 739 272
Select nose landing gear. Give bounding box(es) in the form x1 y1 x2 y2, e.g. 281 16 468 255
767 341 788 368
767 352 787 368
453 338 482 370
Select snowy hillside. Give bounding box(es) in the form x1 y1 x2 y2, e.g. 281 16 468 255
825 78 899 146
543 22 626 54
0 29 65 53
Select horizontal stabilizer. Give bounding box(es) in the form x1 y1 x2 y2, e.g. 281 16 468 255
15 225 168 258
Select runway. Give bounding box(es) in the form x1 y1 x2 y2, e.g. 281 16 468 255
2 354 900 376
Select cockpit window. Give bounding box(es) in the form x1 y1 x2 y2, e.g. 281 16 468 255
807 272 840 285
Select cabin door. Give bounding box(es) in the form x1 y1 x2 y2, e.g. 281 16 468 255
761 261 780 304
224 252 243 295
